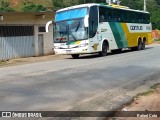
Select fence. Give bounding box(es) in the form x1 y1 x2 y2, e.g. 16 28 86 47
0 26 35 61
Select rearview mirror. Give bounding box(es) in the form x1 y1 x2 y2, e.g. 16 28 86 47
46 21 53 32
84 15 89 27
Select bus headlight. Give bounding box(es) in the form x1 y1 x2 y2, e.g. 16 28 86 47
78 43 88 47
54 46 60 49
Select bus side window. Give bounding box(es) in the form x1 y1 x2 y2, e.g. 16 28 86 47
146 14 150 23
99 7 107 22
121 10 127 22
89 6 98 38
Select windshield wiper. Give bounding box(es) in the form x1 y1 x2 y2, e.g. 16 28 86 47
67 25 77 41
75 21 81 32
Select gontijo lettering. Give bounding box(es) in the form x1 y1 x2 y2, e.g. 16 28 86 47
130 26 143 30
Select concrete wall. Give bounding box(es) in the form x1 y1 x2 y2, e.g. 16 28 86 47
34 25 53 56
0 12 54 59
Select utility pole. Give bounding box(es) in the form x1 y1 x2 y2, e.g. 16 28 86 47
107 0 111 5
144 0 147 11
117 0 121 5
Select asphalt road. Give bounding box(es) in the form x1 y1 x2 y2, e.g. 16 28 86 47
0 44 160 112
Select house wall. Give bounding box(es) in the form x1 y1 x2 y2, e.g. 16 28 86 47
0 12 54 60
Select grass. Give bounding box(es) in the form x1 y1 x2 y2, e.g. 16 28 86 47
137 89 155 96
154 38 160 41
136 83 160 97
153 38 160 42
0 60 6 66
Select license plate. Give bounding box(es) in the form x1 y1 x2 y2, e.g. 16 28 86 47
65 50 72 53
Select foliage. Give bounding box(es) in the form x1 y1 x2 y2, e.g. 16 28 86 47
22 4 47 12
52 0 65 9
1 1 10 7
0 1 15 12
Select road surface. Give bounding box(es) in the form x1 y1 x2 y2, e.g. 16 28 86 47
0 44 160 112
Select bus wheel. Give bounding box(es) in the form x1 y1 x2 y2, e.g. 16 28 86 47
71 54 79 59
99 42 108 56
137 40 142 51
142 41 146 50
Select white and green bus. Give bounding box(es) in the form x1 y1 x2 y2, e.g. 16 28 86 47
46 3 152 58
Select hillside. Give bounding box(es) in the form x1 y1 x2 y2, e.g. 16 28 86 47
0 0 53 11
0 0 160 29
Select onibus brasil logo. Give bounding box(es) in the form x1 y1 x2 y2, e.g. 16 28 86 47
1 112 42 118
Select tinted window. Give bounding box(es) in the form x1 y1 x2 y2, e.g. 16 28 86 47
98 6 150 24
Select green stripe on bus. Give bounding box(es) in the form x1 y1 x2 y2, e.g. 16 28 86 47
115 23 128 48
109 22 123 49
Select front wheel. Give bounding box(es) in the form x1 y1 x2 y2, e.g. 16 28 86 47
99 42 108 57
71 54 79 59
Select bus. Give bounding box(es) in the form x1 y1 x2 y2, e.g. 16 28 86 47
46 3 152 58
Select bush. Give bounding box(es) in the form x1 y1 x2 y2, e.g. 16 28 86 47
22 4 47 12
0 1 15 12
0 7 15 12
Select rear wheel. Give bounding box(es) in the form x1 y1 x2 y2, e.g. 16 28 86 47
71 54 79 59
99 42 108 57
137 40 142 51
142 41 146 50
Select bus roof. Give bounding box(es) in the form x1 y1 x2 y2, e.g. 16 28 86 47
56 3 149 14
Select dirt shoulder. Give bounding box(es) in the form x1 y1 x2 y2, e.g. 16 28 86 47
111 84 160 120
0 54 69 67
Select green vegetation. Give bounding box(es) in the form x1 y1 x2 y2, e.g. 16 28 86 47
137 89 155 96
0 0 159 29
0 60 6 66
154 38 160 41
0 1 15 12
22 4 47 12
136 83 160 97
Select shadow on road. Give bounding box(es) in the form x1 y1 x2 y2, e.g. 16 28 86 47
67 47 154 59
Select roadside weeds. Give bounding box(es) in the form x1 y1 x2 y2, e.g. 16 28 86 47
108 83 160 120
152 39 160 44
0 54 69 67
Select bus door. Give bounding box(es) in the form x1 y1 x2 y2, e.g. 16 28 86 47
89 6 101 52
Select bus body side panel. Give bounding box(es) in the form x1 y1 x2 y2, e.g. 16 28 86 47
121 23 152 47
108 22 129 49
98 22 119 50
147 32 152 45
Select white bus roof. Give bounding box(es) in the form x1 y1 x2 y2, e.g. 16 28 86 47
57 3 98 12
56 3 149 14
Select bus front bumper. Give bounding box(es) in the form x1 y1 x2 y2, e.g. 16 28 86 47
54 47 89 55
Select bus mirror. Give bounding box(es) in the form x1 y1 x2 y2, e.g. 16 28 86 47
84 15 89 27
46 21 53 32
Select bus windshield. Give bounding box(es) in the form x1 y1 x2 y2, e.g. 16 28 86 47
54 7 88 43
